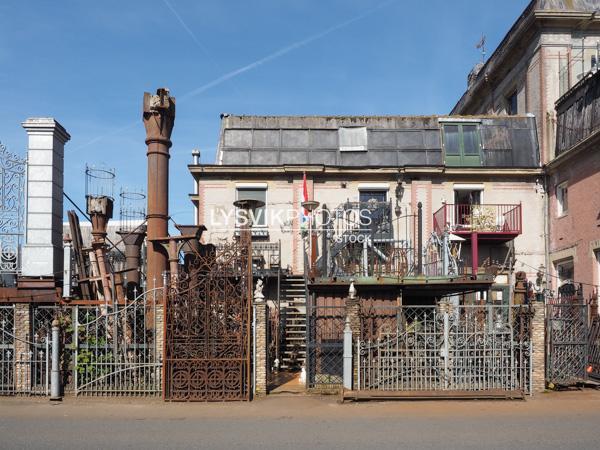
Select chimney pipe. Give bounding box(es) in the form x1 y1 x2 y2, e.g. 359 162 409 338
117 225 146 298
143 88 175 290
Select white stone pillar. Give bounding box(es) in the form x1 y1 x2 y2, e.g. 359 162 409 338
21 118 70 278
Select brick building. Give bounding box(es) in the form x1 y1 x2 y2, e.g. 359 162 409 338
548 69 600 300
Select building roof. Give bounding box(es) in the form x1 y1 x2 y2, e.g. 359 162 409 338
214 114 540 168
536 0 600 11
452 0 600 114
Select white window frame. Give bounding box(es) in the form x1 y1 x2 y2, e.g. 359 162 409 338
453 184 484 204
556 181 568 216
235 184 267 228
555 258 574 286
339 127 367 152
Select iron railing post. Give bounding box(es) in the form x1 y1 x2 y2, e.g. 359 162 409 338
50 320 61 401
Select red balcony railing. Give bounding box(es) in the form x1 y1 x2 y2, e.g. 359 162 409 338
433 203 522 237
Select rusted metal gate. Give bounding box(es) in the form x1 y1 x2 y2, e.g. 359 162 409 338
589 315 600 380
164 241 252 401
546 286 589 386
357 303 533 396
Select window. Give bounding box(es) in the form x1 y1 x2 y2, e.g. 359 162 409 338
454 189 481 205
555 258 574 286
359 190 387 203
506 91 518 115
556 182 568 216
358 189 389 233
442 123 482 166
236 187 266 227
339 127 367 151
453 186 483 228
595 250 600 289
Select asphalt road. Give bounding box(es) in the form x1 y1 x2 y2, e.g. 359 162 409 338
1 390 600 449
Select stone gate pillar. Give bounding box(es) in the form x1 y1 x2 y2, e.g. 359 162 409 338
531 305 546 393
21 118 70 279
14 304 31 392
345 282 360 391
254 280 268 396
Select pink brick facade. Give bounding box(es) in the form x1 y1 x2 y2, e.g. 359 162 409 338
548 146 600 300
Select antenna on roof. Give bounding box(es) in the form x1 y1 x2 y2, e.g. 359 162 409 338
476 34 486 63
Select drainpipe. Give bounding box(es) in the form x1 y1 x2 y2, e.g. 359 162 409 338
417 202 423 275
543 175 551 300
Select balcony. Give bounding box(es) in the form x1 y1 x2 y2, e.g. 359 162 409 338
433 203 522 243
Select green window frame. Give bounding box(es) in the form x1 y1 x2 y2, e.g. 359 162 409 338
442 123 482 166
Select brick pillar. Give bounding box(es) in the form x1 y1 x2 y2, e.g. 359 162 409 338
531 305 546 393
254 303 268 396
14 304 31 392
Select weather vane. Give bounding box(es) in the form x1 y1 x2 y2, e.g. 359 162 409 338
476 34 486 63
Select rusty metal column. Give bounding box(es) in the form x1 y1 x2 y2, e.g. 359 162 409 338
471 231 478 278
143 88 175 290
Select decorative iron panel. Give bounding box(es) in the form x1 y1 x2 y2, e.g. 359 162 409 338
358 303 532 394
164 241 252 401
0 305 52 396
72 291 162 396
306 298 345 390
0 142 26 276
547 300 589 385
589 316 600 380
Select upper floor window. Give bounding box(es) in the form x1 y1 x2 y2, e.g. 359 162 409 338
506 90 518 115
339 127 367 151
556 182 568 216
555 258 574 286
442 123 482 166
236 186 267 227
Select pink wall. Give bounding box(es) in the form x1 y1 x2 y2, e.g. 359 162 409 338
548 149 600 300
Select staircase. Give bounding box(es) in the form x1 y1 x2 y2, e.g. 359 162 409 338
280 275 306 370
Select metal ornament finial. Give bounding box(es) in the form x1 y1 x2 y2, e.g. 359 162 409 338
348 280 356 300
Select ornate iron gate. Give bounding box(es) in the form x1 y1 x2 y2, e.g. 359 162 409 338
589 315 600 380
0 142 26 278
306 299 345 390
358 303 532 395
72 289 162 396
164 241 252 401
546 298 589 386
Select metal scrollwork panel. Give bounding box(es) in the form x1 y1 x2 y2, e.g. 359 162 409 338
164 241 251 401
0 143 25 275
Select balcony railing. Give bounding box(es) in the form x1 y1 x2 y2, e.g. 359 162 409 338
433 203 522 236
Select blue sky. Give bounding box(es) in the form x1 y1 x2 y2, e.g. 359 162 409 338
0 0 528 225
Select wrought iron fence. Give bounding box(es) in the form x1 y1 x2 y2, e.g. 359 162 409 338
72 289 162 396
306 299 345 390
358 303 532 394
0 305 52 395
589 315 600 380
0 142 26 279
546 298 589 385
